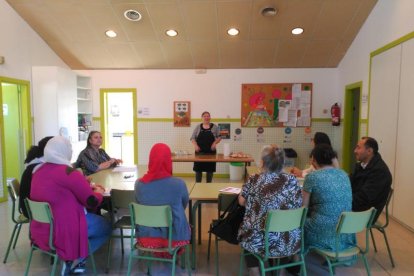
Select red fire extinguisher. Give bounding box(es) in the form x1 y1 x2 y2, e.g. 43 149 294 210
331 103 341 126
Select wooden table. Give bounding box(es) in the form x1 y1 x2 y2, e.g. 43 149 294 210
189 182 243 269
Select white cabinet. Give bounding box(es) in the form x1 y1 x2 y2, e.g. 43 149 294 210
76 75 92 141
32 66 78 143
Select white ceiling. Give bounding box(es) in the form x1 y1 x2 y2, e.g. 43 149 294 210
6 0 377 70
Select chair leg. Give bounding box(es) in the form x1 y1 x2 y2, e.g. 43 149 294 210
120 229 125 254
207 225 212 261
186 245 192 276
381 229 396 267
89 252 97 275
362 254 371 276
13 223 23 249
370 229 378 252
171 253 177 276
127 251 133 276
3 223 19 263
215 236 219 276
301 254 307 276
325 257 334 276
50 255 58 276
239 249 245 276
106 238 112 273
24 247 35 276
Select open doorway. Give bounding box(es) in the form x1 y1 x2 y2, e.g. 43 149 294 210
0 77 32 202
100 89 137 165
342 82 362 173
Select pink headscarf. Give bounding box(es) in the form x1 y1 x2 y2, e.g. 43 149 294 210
140 143 172 183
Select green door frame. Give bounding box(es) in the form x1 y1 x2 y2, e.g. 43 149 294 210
342 81 362 173
100 88 138 165
0 76 33 202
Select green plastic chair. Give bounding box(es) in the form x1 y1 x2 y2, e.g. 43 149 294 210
106 189 136 273
207 193 238 276
127 202 191 276
239 207 308 276
370 188 395 267
3 179 29 263
24 198 97 276
311 207 377 276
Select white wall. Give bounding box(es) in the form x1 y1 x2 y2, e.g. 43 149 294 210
0 0 67 81
338 0 414 119
81 68 339 119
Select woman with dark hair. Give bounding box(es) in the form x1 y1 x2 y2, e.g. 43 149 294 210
190 111 221 182
134 143 190 257
76 131 122 175
291 132 339 177
19 136 54 217
303 144 355 253
238 145 302 274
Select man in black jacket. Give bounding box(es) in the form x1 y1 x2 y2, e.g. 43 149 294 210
350 137 391 221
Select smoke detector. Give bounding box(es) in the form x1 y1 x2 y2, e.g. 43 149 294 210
261 7 277 17
124 10 142 21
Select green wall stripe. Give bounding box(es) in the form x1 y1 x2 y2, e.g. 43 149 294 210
96 117 331 123
371 31 414 57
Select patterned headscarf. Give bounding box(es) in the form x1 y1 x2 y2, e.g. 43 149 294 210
140 143 172 183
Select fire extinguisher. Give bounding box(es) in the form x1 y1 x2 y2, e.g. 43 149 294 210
331 103 341 126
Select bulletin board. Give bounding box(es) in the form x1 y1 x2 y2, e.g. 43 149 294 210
241 83 312 127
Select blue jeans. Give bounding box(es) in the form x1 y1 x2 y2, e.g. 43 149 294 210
86 213 112 253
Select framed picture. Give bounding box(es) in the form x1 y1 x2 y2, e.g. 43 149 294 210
218 123 231 139
174 101 191 127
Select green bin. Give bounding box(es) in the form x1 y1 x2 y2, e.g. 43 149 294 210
229 162 244 181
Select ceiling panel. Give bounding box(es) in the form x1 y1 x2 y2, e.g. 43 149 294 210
5 0 378 69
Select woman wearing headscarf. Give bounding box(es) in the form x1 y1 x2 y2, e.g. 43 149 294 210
30 136 112 275
134 143 190 258
19 136 53 218
291 132 339 177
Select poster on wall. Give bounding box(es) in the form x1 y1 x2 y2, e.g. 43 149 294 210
218 123 231 139
173 101 191 127
241 83 312 127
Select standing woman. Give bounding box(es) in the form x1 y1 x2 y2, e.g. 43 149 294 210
76 130 122 175
190 111 221 182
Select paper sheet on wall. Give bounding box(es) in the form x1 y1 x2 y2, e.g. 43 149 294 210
278 100 291 122
284 109 298 127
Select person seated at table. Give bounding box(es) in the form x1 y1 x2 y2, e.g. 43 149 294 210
19 136 53 218
238 145 302 275
134 143 190 258
30 136 112 275
76 130 122 175
290 132 339 177
302 144 355 254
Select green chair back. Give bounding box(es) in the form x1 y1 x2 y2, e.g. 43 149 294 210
127 202 191 276
337 208 376 234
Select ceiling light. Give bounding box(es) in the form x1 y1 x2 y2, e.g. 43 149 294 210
227 28 239 36
291 27 304 35
165 29 178 37
261 7 277 17
124 9 142 21
105 30 117 38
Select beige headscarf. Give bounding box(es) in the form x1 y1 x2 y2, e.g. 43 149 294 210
33 136 73 172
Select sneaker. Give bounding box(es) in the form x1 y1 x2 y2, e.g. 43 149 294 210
70 260 86 274
61 261 73 276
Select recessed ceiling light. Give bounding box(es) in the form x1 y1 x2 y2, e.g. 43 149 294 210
292 27 304 35
227 28 239 36
105 30 117 38
165 29 178 37
261 7 277 17
124 9 142 21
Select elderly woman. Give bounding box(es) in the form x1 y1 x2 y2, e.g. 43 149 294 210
238 145 302 274
76 130 122 175
134 143 190 257
303 144 355 253
30 136 112 275
291 132 339 177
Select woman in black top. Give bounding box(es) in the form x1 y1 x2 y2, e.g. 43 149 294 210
190 111 221 182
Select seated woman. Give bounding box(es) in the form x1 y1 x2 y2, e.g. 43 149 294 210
30 136 112 275
76 131 122 175
303 144 355 253
19 136 53 218
134 143 190 258
291 132 339 177
238 145 302 275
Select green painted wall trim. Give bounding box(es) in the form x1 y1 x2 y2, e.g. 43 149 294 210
371 31 414 58
98 117 332 123
361 119 368 124
137 118 174 122
92 117 100 121
311 118 331 122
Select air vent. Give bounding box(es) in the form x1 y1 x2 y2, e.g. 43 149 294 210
124 10 142 21
261 7 277 17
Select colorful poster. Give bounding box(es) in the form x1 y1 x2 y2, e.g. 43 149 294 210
173 101 190 127
218 123 231 139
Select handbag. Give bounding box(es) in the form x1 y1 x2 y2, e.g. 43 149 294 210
209 196 245 245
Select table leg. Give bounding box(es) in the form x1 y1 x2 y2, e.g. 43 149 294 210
191 201 200 269
198 204 202 245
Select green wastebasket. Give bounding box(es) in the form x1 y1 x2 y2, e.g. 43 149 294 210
229 162 244 181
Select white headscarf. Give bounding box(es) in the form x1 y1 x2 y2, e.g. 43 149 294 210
44 136 73 166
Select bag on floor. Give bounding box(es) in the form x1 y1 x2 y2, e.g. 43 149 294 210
210 196 245 245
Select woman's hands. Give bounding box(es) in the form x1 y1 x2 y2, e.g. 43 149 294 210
98 158 122 170
91 183 105 194
290 167 303 177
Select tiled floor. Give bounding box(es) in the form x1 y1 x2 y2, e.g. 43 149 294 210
1 177 413 275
